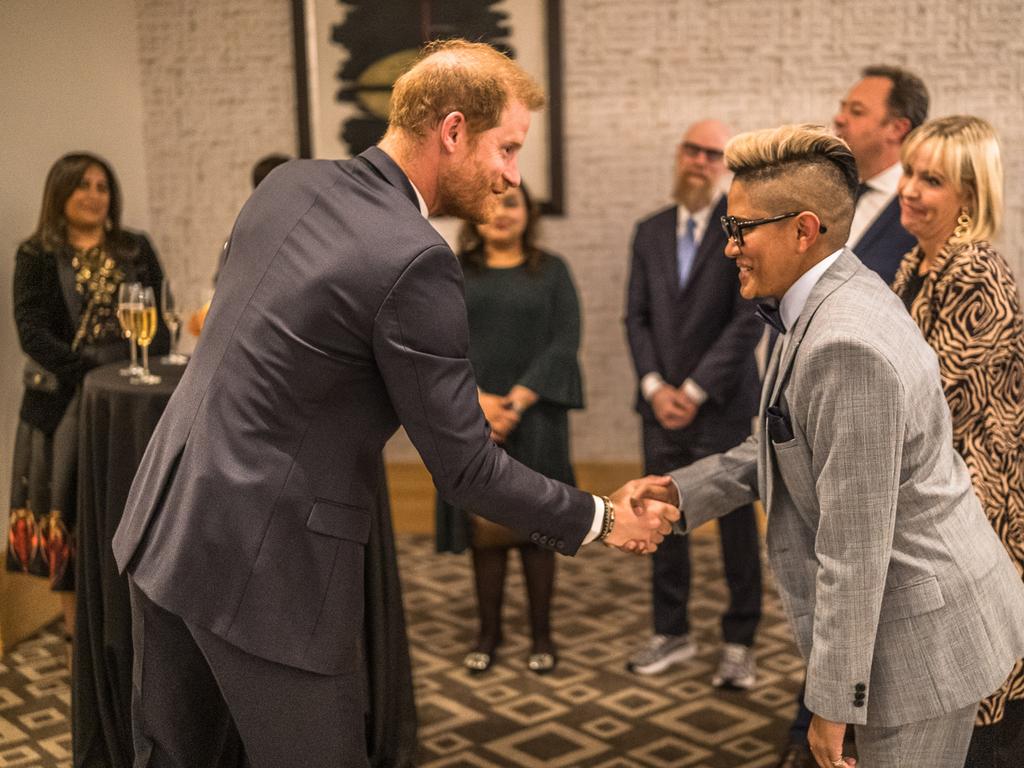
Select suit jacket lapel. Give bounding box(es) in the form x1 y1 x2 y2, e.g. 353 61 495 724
769 248 861 406
684 196 728 289
657 208 680 289
358 146 420 211
55 246 83 328
853 196 898 254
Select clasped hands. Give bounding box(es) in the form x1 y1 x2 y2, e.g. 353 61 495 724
604 475 682 555
651 385 698 430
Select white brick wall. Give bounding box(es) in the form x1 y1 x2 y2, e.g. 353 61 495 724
136 0 1024 462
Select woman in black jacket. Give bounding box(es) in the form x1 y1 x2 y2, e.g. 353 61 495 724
8 152 168 647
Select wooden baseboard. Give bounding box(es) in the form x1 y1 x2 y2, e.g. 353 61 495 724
0 571 62 654
387 461 654 535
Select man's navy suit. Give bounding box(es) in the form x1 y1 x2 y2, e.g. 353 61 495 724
113 148 595 767
853 197 916 285
624 199 763 645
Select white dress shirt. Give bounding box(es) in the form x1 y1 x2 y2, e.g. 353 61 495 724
776 248 844 358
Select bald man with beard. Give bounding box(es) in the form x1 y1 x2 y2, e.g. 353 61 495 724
624 120 764 686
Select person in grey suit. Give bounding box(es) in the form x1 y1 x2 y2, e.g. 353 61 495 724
663 124 1024 768
112 40 677 768
624 120 763 686
777 66 931 768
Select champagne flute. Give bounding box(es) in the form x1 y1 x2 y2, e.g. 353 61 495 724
130 286 161 385
160 280 188 365
117 282 143 376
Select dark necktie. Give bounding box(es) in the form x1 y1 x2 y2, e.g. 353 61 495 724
756 302 786 335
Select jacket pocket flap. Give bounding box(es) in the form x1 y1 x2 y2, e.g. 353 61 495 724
879 576 945 623
306 500 371 544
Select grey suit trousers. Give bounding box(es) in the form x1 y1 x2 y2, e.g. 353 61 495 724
855 702 976 767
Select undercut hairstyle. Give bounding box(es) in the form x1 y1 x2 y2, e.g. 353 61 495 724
725 124 859 245
33 152 122 251
901 115 1003 242
387 38 545 139
861 65 929 135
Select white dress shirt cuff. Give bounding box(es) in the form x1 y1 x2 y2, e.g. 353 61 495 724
681 378 707 406
582 496 605 545
641 373 667 402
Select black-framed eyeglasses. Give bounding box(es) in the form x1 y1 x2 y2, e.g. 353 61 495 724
720 212 827 247
681 141 725 163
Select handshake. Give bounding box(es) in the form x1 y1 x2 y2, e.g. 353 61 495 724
602 476 682 555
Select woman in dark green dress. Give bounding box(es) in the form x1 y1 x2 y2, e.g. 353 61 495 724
435 183 583 674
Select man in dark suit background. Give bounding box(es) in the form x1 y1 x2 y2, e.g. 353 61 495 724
774 65 930 768
834 65 928 284
624 120 763 687
113 40 677 768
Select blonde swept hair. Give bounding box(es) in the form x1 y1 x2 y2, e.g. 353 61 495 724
725 124 860 244
388 39 545 139
901 115 1003 243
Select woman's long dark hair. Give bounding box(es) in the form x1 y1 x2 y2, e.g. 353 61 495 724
458 181 546 272
31 152 123 252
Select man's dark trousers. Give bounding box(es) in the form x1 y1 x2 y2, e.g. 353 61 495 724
643 420 761 644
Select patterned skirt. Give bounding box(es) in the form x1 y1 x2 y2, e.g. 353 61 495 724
6 393 79 592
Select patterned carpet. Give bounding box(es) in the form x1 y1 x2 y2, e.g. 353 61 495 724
0 531 802 767
0 626 71 767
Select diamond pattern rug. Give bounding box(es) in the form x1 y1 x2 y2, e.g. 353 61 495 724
401 531 801 767
0 531 801 767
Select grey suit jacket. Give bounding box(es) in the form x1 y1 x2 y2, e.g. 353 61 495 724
112 148 594 676
671 248 1024 726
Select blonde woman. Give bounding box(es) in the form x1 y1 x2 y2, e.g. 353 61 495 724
892 115 1024 767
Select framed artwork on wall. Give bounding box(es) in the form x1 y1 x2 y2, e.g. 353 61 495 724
291 0 565 214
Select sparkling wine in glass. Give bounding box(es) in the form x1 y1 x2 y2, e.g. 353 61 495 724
160 280 188 365
130 287 161 385
117 282 143 376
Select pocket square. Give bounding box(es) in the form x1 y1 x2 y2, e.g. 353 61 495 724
766 405 794 443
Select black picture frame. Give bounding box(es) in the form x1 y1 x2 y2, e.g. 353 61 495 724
291 0 565 215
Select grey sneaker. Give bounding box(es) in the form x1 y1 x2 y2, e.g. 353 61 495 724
712 642 757 689
626 634 698 675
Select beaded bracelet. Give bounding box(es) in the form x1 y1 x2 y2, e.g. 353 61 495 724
598 495 615 543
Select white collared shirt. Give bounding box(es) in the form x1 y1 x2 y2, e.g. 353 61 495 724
676 194 719 244
847 162 902 247
408 179 430 218
776 248 844 358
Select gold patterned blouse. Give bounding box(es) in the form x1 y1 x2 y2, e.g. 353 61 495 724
71 245 126 347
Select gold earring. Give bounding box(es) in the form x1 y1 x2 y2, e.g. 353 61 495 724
952 207 972 240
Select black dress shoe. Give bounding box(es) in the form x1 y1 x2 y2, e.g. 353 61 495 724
775 744 812 768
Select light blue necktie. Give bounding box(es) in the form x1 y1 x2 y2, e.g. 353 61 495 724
677 217 697 289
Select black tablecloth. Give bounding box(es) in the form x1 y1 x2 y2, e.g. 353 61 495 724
72 360 417 767
74 360 183 768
